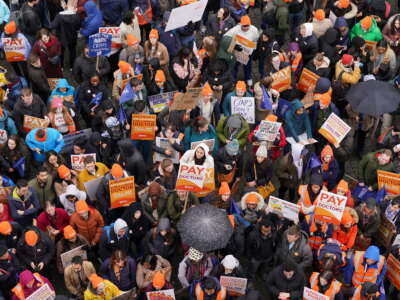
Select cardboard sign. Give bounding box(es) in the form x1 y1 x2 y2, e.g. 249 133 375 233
297 68 320 93
234 51 249 65
60 245 87 268
23 115 50 133
154 137 180 164
71 154 96 171
2 37 28 62
318 113 351 147
194 167 215 198
0 186 12 203
48 78 60 91
84 176 103 200
190 139 215 153
314 191 347 225
147 289 175 300
99 27 121 56
176 163 207 192
257 121 281 141
88 33 112 57
303 287 329 300
231 96 255 124
267 196 300 222
377 216 396 249
165 0 207 31
131 114 156 140
302 92 314 109
149 91 176 113
271 66 291 92
220 276 247 297
377 170 400 195
109 176 136 209
26 284 54 300
387 254 400 290
170 88 202 111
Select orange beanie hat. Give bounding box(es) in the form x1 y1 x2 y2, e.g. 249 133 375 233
361 16 373 29
265 114 278 122
127 34 139 46
76 200 89 214
152 271 166 289
149 29 159 39
337 179 349 193
314 9 325 21
111 163 124 178
90 274 104 289
236 81 246 92
319 93 332 106
338 0 350 8
4 21 16 35
63 225 76 239
321 145 334 158
155 70 166 82
118 61 131 74
202 82 213 97
246 193 259 204
0 221 12 235
219 182 231 195
240 15 251 26
25 230 38 246
58 165 71 179
341 209 353 225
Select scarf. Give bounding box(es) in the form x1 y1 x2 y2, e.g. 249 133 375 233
261 86 272 110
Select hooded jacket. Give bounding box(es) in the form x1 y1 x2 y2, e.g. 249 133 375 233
145 217 177 258
118 139 147 185
0 109 17 142
298 23 319 64
83 279 121 300
60 184 87 215
180 142 215 169
139 184 168 224
204 59 234 93
121 202 151 243
350 18 383 42
25 128 64 162
81 1 104 37
359 151 395 189
98 218 131 259
49 78 75 103
284 99 313 142
216 115 250 149
8 187 40 227
0 0 9 24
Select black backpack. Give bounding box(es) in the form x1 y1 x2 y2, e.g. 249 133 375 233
332 70 347 100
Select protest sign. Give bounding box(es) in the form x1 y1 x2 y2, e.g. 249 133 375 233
61 245 87 268
23 115 50 133
303 287 329 300
147 289 175 300
48 78 60 91
329 11 337 25
229 34 257 64
71 154 96 171
220 276 247 296
191 139 215 153
26 284 54 300
2 37 28 62
99 27 121 56
62 129 92 153
0 186 12 203
377 216 396 249
257 121 282 141
88 33 112 57
195 167 215 198
176 163 207 192
267 196 300 222
231 96 255 124
314 190 347 225
165 0 207 31
84 176 103 200
149 91 176 113
377 170 400 195
387 254 400 290
297 68 320 93
286 132 318 145
109 176 136 209
131 114 156 140
170 88 202 111
271 66 291 92
154 137 180 164
318 113 351 147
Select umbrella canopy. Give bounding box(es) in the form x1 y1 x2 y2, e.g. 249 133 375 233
177 203 234 252
346 80 400 117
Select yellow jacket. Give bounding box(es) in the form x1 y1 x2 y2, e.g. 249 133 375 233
78 162 109 191
84 280 121 300
335 62 361 86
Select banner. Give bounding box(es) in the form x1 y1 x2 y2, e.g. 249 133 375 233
61 245 87 268
88 33 112 57
220 276 247 297
303 287 329 300
131 114 156 140
190 139 215 153
26 284 54 300
147 289 175 300
71 154 96 171
318 113 351 147
2 37 28 62
23 115 50 133
176 163 207 192
377 216 396 249
109 176 136 209
0 186 12 203
257 121 281 141
267 196 300 222
297 68 320 93
231 96 255 124
387 254 400 290
149 91 176 113
170 88 202 111
154 137 180 164
165 0 207 31
271 66 291 92
377 170 400 195
99 27 121 56
84 176 103 200
314 190 347 225
195 167 215 198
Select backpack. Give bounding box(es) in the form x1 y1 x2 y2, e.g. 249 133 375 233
102 223 129 243
332 70 347 100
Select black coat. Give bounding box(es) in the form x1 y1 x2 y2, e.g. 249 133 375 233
27 64 51 101
78 80 109 117
266 264 306 300
0 252 21 290
98 227 131 259
319 28 341 66
205 14 236 40
20 3 41 36
245 158 274 186
246 224 277 261
0 222 21 250
121 202 152 244
214 147 243 177
298 34 319 64
73 55 111 84
13 94 48 134
203 59 234 93
118 139 147 185
51 11 81 47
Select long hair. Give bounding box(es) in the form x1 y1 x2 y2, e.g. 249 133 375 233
111 250 127 267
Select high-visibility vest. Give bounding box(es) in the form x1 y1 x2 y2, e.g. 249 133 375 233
195 283 227 300
352 251 385 287
12 273 45 300
305 215 328 250
291 53 302 73
308 272 342 300
298 185 326 214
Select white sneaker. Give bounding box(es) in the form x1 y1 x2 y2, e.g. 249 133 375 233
247 79 253 87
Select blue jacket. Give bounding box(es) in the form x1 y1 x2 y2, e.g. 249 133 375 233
81 1 104 38
284 99 313 142
157 26 182 58
99 257 136 291
25 128 64 162
0 0 9 24
49 78 75 103
321 159 340 190
99 0 128 25
8 187 40 227
1 175 15 187
222 91 252 116
0 109 18 136
183 124 219 155
0 75 29 110
344 246 387 286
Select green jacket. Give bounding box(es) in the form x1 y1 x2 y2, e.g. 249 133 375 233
217 35 235 70
167 192 199 223
359 151 395 189
274 0 289 33
216 115 250 149
350 18 382 42
28 175 56 208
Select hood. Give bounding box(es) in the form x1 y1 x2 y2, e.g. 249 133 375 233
55 78 72 93
157 217 171 231
240 191 265 210
334 17 348 29
226 115 243 129
64 184 86 200
194 142 210 156
291 143 305 163
321 145 334 160
84 1 98 17
0 109 9 121
310 173 323 186
364 245 380 262
19 270 35 286
303 23 314 38
208 58 228 74
114 218 128 234
315 78 331 94
90 132 101 146
290 99 304 112
322 28 339 45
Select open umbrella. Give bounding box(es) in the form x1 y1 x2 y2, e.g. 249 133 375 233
177 203 234 252
346 80 400 117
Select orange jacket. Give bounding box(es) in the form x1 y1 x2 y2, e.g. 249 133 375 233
305 215 329 250
332 225 358 251
308 272 342 300
297 185 327 214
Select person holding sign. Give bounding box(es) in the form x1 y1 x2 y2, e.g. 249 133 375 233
254 76 280 122
320 145 340 190
64 256 96 300
214 140 243 185
141 271 174 298
351 282 380 300
307 271 343 300
332 208 358 251
148 70 175 96
216 114 250 150
194 276 227 300
47 97 76 135
11 269 55 300
222 81 251 117
191 83 221 127
184 117 219 156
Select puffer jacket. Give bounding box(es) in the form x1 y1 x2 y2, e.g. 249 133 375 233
81 1 104 38
84 280 121 300
8 187 40 227
350 18 383 42
69 207 105 244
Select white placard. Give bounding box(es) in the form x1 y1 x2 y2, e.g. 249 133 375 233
231 96 255 124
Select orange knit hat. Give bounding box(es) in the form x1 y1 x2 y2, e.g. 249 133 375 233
235 81 246 92
245 193 259 204
63 225 76 239
341 209 353 225
319 92 332 106
202 82 213 97
4 21 16 35
337 179 349 193
75 200 89 214
240 15 251 26
338 0 349 8
118 61 131 74
314 9 325 21
265 114 278 122
0 221 12 235
152 271 165 289
111 163 124 178
149 29 159 39
219 182 231 195
58 165 71 179
321 145 334 159
25 230 38 246
90 274 104 289
127 34 139 46
361 16 373 29
155 70 166 82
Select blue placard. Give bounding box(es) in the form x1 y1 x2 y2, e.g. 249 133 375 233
88 33 112 57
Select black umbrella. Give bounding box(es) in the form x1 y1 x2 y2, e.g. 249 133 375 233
177 203 234 252
346 80 400 117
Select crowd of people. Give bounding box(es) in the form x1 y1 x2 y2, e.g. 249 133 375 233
0 0 398 299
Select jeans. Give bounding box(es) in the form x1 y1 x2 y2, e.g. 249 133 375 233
132 140 153 165
234 54 253 81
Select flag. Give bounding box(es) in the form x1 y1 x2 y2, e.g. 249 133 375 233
277 98 290 119
13 157 25 177
120 82 135 105
89 92 103 106
375 187 386 204
307 152 321 169
118 104 127 124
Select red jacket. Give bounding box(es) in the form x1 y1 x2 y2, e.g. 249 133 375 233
248 126 286 160
37 208 70 233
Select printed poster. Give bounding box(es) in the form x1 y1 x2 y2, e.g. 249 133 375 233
60 245 87 268
267 196 300 222
190 139 215 153
99 27 122 56
297 68 320 93
220 276 247 296
194 167 215 198
147 289 175 300
271 66 291 92
165 0 207 31
176 163 207 192
154 137 180 164
377 216 396 249
26 284 54 300
2 37 28 62
131 114 156 140
387 254 400 290
231 96 255 124
257 121 281 141
377 170 400 195
109 176 136 209
170 88 202 111
149 91 176 113
229 34 257 65
318 113 351 147
23 115 50 133
314 190 347 225
303 287 329 300
71 153 96 171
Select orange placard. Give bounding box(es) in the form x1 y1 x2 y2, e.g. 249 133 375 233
109 176 135 209
235 34 257 50
377 170 400 195
297 68 320 93
271 66 291 92
175 163 207 192
194 167 215 198
2 37 27 62
48 78 60 91
131 114 156 140
365 40 377 50
23 115 50 133
387 254 400 290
